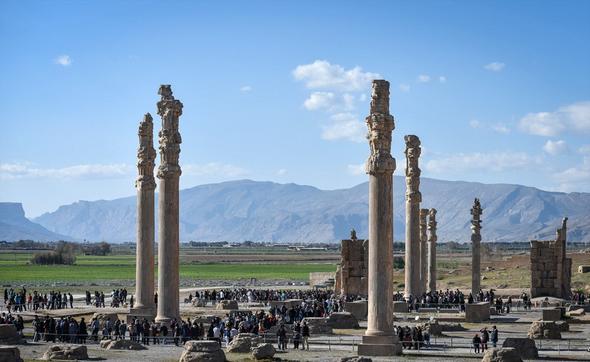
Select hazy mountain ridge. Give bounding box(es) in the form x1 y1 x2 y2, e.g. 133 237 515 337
0 202 71 242
27 178 590 243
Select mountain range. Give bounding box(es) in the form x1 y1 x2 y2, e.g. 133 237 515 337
2 177 586 243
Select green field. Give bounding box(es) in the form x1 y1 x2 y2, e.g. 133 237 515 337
0 253 336 282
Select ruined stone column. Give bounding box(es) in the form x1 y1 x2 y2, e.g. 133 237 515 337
470 198 482 297
419 208 428 296
404 135 421 300
130 113 156 319
155 85 183 325
427 208 437 293
358 80 401 357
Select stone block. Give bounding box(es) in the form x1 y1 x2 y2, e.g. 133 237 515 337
42 345 89 360
542 308 562 321
0 324 23 345
501 338 538 359
357 335 402 357
251 343 275 360
465 302 490 323
301 317 332 334
392 301 408 313
528 321 561 339
327 312 359 329
344 300 368 320
481 347 523 362
0 346 23 362
215 300 238 310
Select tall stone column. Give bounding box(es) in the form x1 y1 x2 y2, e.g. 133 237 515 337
419 208 428 296
155 85 183 325
427 208 437 293
358 80 401 357
130 113 157 319
403 135 421 300
470 198 482 297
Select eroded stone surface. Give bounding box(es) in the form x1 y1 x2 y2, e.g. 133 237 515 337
251 343 275 360
528 321 562 339
42 345 88 360
501 338 538 359
481 347 522 362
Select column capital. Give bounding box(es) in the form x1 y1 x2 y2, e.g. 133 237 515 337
365 81 396 175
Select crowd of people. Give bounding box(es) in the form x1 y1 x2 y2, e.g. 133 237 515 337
3 288 74 312
472 325 500 353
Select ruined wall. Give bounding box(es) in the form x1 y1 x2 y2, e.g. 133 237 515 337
336 234 369 296
530 218 572 299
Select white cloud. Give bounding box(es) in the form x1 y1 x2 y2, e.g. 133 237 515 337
491 124 510 134
417 74 431 83
321 113 366 143
183 162 248 178
240 85 252 92
55 55 72 67
469 119 481 128
543 140 567 156
303 91 335 111
552 156 590 192
439 76 447 83
276 168 288 176
0 163 130 180
484 62 505 72
399 84 411 92
519 101 590 136
425 152 539 173
578 145 590 155
347 163 365 175
293 60 381 91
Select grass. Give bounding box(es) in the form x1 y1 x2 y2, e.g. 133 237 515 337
0 253 336 282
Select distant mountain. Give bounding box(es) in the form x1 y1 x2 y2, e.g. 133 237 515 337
30 178 590 243
0 202 72 242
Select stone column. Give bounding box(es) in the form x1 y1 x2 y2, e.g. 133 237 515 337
155 85 183 325
130 113 157 319
427 208 437 293
419 208 428 295
358 80 401 357
470 198 482 297
403 135 421 300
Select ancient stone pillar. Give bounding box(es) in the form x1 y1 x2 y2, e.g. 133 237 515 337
470 198 482 296
419 208 428 296
403 135 421 300
155 85 183 325
427 208 437 293
130 113 156 319
358 80 401 357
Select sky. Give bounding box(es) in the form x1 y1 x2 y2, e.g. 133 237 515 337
1 0 589 218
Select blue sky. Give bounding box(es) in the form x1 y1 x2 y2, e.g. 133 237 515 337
1 0 589 217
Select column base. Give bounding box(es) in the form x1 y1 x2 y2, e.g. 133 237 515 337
358 335 402 356
128 306 156 323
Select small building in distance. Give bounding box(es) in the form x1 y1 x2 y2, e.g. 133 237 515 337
530 218 572 299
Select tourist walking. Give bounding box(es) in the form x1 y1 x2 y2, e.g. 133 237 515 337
473 333 481 353
490 325 498 347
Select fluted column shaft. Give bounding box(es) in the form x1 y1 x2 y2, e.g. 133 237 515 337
404 135 421 300
427 208 437 293
155 85 183 325
419 208 428 295
471 199 482 296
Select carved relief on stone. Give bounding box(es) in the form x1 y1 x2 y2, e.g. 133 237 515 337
428 208 437 242
156 85 183 179
470 198 482 241
365 80 396 175
404 135 422 203
136 113 156 190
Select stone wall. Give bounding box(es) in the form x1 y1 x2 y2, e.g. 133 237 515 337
335 231 368 297
530 218 572 299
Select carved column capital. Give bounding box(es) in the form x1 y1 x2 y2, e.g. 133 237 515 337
136 113 156 190
365 81 396 175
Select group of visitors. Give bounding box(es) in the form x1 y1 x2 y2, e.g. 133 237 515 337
3 288 74 312
396 325 428 349
32 315 88 343
472 325 499 353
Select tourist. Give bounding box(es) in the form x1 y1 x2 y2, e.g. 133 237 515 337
490 325 498 348
277 324 287 351
302 321 310 350
480 327 489 350
472 333 481 353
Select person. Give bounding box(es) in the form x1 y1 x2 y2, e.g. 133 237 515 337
473 333 481 353
302 321 310 350
277 324 287 351
480 327 489 351
490 325 498 348
79 318 88 344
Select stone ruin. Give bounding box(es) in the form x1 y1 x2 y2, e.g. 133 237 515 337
530 218 572 299
335 229 368 297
